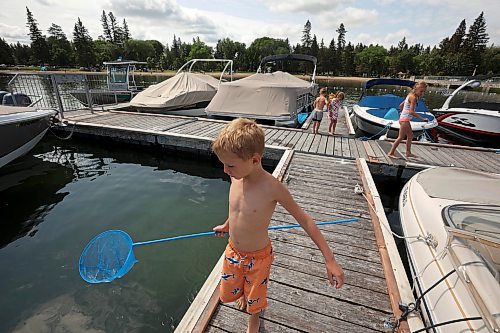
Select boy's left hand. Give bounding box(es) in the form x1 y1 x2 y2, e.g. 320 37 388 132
326 260 344 289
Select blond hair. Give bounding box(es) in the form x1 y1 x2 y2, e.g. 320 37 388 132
336 91 345 100
412 81 427 94
212 118 265 160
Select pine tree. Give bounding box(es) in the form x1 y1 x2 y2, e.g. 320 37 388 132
464 12 489 74
122 19 131 41
73 18 95 67
301 20 312 51
0 38 15 64
25 7 49 64
101 11 112 42
47 23 73 66
336 23 346 74
448 19 466 52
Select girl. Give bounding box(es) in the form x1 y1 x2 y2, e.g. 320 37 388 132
387 82 429 159
327 91 345 135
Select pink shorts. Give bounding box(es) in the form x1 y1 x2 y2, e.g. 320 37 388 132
219 239 274 314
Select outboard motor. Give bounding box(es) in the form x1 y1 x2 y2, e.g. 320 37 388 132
2 92 32 106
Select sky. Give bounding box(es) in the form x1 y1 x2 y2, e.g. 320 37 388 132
1 0 499 49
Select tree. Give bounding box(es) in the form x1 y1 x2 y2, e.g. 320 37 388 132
10 42 31 65
355 45 388 76
310 35 319 58
123 39 155 62
246 37 290 72
73 18 95 67
100 11 113 42
301 20 312 51
336 23 347 74
26 7 49 64
108 12 124 45
464 12 489 74
188 39 213 63
122 19 131 41
47 24 73 67
326 37 337 75
0 38 15 64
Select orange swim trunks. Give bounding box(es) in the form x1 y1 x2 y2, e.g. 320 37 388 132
219 239 274 314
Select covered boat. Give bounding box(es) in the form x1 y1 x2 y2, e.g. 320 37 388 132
130 59 233 116
433 79 500 146
352 78 437 138
399 166 500 332
205 54 317 127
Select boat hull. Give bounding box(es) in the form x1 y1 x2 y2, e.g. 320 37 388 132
433 108 500 145
352 105 437 139
70 91 135 106
0 108 56 168
399 167 500 332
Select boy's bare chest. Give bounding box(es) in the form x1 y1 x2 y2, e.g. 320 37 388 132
229 184 274 214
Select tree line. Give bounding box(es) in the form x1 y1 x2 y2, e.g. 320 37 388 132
0 7 498 77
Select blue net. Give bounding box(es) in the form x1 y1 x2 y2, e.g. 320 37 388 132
79 230 137 283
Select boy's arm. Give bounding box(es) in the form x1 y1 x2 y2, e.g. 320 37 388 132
275 181 344 288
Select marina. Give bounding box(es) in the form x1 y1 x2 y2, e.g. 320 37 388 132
1 72 499 332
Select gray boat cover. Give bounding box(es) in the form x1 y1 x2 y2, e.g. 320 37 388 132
205 71 315 119
130 72 220 110
417 167 500 205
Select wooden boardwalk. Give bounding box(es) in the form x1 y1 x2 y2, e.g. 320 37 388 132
60 109 500 174
203 153 393 332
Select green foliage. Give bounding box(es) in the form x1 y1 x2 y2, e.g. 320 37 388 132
123 39 155 62
73 18 95 67
355 45 388 76
25 7 49 64
246 37 291 71
47 24 73 67
0 38 15 64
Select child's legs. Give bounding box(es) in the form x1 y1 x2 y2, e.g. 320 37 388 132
402 122 413 153
247 313 260 333
388 123 406 155
243 246 274 315
331 118 337 132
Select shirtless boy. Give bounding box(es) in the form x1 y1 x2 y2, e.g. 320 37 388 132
312 87 328 134
212 118 344 333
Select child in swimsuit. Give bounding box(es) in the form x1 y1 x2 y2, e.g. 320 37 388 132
212 118 344 333
327 91 345 135
312 88 327 134
387 82 429 159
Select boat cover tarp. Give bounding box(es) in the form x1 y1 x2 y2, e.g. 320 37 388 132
205 71 315 118
417 167 500 205
130 72 220 110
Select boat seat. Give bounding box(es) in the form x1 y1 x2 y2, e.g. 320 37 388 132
383 107 400 120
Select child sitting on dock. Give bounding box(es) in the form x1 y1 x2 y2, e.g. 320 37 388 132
212 118 344 333
327 91 345 135
311 87 328 134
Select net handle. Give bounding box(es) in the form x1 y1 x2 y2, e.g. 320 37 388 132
132 217 358 247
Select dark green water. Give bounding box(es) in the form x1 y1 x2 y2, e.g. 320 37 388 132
0 136 230 332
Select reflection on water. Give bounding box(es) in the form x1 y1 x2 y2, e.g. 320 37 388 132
0 136 230 333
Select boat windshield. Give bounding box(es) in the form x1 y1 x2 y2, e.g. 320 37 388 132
444 204 500 274
109 66 128 84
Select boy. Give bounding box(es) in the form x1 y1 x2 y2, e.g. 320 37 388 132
212 118 344 333
312 87 327 134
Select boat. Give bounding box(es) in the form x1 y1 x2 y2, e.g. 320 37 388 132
0 106 57 168
351 78 437 139
399 166 500 332
205 54 318 127
432 79 500 146
70 59 146 106
130 59 233 116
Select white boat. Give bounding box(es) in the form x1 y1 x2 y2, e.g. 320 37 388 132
205 54 318 127
130 59 233 116
352 78 437 139
399 166 500 332
0 106 56 168
433 79 500 146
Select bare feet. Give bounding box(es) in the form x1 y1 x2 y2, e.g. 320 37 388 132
387 153 399 159
406 153 418 158
328 131 333 135
236 295 247 311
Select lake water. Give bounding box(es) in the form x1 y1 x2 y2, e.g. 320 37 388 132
0 136 230 332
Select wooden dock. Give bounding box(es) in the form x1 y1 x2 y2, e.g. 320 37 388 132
54 109 499 332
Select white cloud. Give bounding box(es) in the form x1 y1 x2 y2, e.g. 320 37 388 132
384 29 411 45
342 7 378 26
267 0 348 14
0 23 29 44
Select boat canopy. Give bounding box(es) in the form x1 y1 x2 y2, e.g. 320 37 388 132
206 71 316 118
363 78 416 90
258 54 317 83
416 167 500 206
130 72 220 110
